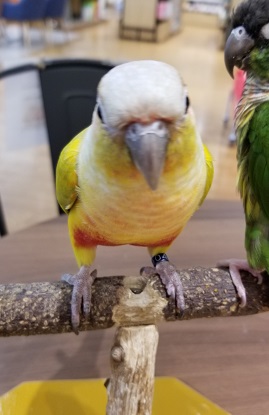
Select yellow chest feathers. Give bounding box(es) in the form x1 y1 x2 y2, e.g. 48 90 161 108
76 124 207 246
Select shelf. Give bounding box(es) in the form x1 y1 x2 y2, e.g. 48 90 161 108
183 0 228 15
119 0 181 42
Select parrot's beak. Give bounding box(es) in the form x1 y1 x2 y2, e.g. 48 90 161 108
224 28 255 78
125 120 169 190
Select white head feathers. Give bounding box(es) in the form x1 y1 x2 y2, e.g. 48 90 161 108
97 60 186 134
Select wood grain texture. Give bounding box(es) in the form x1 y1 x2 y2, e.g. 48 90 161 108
0 268 269 336
107 326 159 415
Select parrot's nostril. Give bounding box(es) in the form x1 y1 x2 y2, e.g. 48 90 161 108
157 122 165 131
127 124 139 141
154 121 169 139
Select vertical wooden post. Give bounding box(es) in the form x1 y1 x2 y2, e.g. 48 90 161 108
106 276 167 415
107 325 159 415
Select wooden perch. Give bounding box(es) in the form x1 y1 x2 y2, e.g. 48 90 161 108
0 267 269 337
106 325 159 415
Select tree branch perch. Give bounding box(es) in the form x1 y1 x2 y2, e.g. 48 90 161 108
0 267 269 337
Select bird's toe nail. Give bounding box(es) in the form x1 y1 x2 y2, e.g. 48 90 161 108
140 267 146 275
73 325 80 335
90 269 98 279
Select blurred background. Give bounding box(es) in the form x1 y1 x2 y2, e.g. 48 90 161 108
0 0 242 235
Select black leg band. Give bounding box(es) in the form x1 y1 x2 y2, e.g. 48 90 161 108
152 253 169 267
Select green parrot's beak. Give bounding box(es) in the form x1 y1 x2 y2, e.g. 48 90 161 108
224 26 255 78
125 120 169 190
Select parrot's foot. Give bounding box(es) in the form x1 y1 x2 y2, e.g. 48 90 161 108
61 266 97 335
217 259 263 307
140 253 185 314
228 132 236 146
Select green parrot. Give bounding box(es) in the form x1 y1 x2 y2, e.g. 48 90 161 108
222 0 269 305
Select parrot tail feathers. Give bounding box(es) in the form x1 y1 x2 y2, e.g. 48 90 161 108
245 222 269 273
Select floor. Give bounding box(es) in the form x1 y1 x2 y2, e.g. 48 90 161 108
0 10 239 234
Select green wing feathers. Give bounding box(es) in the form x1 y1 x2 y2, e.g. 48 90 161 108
56 132 83 214
248 102 269 219
245 219 269 271
238 101 269 271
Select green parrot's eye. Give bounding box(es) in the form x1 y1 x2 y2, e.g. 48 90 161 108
261 23 269 40
97 105 104 123
185 96 190 113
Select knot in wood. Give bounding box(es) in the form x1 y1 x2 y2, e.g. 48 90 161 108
111 345 125 362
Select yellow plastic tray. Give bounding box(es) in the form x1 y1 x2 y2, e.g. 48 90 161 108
0 377 230 414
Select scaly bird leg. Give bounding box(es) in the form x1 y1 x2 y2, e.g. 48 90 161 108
217 259 263 307
62 266 97 334
141 253 185 313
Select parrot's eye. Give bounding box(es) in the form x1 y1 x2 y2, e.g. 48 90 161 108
261 23 269 40
233 26 247 39
185 96 190 113
97 105 104 123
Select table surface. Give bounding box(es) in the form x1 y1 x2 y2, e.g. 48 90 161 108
1 199 269 415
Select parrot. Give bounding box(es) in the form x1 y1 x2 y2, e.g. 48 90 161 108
56 60 214 333
222 0 269 305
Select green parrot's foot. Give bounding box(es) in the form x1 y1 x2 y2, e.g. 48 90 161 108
140 253 185 314
228 132 236 146
217 259 263 307
61 266 97 335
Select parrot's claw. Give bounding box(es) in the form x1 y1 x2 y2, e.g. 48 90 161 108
156 261 185 313
61 266 97 335
141 259 185 313
140 266 156 277
217 259 263 307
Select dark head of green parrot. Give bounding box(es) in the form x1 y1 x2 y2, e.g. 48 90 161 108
225 0 269 79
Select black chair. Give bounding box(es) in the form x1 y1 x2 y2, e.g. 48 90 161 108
0 197 7 237
0 62 39 80
38 58 115 179
0 59 115 234
0 63 42 236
